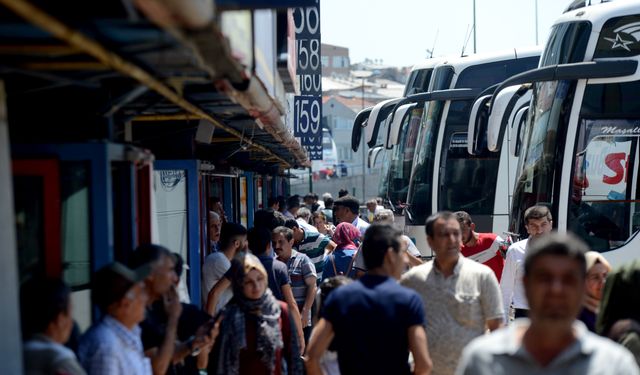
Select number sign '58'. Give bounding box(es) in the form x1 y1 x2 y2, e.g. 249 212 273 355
294 96 321 138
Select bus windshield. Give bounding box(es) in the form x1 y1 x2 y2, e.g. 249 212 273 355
511 80 574 235
404 66 454 224
568 81 640 252
438 122 500 215
406 56 540 225
406 100 442 224
404 69 434 96
385 107 423 212
510 21 590 235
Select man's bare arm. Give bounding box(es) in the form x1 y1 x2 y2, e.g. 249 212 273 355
304 318 335 375
407 253 424 267
148 288 181 375
325 240 337 252
205 277 231 315
302 276 317 326
408 324 432 375
486 318 503 332
282 284 306 354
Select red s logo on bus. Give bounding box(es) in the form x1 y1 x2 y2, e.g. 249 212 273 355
603 152 629 185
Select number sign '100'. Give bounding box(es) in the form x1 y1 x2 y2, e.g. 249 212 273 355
300 74 321 96
294 97 320 136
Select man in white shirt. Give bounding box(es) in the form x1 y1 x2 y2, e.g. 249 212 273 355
333 195 369 237
202 223 247 314
501 205 553 320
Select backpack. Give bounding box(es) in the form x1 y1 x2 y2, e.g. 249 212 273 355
329 249 357 278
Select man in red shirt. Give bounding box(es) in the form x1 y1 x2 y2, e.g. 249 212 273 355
454 211 506 281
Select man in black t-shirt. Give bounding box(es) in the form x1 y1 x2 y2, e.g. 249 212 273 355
305 224 433 375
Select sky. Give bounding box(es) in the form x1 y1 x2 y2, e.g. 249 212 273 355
320 0 570 67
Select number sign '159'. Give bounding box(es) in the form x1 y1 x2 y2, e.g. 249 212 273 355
294 96 321 138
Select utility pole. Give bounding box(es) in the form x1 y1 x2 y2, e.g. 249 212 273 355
473 0 477 53
535 0 539 45
361 77 366 202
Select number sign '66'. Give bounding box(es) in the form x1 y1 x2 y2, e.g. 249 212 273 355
294 96 321 138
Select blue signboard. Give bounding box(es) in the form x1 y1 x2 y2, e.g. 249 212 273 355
293 2 321 75
301 135 321 146
299 73 322 96
306 144 323 160
292 3 320 40
294 96 322 139
293 0 322 159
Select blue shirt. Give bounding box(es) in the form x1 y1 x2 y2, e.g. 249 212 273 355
257 254 290 301
322 275 426 375
78 316 151 375
322 249 357 280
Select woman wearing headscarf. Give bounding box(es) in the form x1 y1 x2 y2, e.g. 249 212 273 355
578 251 612 332
322 222 360 280
212 253 302 375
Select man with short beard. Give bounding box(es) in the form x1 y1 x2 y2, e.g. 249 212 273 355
272 226 317 344
305 224 432 375
401 212 504 375
501 205 553 320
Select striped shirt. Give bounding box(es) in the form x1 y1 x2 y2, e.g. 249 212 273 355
297 230 330 282
78 316 151 375
281 250 316 325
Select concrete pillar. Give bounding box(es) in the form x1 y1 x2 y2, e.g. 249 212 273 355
0 81 24 373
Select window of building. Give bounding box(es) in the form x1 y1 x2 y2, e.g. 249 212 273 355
333 55 348 68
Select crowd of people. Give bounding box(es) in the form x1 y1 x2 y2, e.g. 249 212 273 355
19 191 640 375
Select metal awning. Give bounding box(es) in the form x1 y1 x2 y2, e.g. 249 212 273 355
0 0 309 171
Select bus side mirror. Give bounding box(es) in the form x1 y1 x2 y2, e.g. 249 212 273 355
388 103 416 148
368 146 384 168
509 106 529 157
487 85 521 151
351 107 373 152
488 85 531 152
467 95 492 155
365 98 403 148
